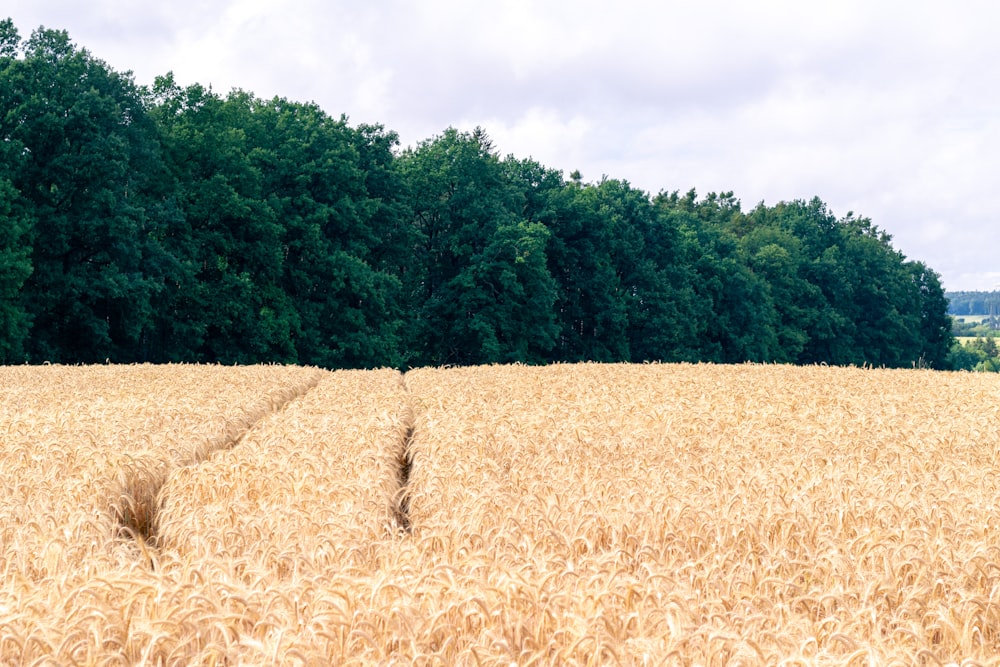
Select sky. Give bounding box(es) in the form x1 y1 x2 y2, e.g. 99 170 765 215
6 1 1000 291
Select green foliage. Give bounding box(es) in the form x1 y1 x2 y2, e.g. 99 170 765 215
0 22 32 361
952 317 1000 337
0 176 32 362
909 262 952 369
3 25 164 362
535 176 631 362
398 128 558 366
949 337 1000 372
656 190 780 363
147 81 293 363
0 18 955 370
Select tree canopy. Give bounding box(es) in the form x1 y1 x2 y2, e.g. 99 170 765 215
0 20 956 369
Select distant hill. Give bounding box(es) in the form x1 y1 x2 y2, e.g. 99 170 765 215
946 291 1000 315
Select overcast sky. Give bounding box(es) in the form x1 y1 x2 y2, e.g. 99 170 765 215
6 1 999 291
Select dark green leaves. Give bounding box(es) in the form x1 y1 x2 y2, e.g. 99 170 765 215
399 128 558 366
0 18 953 369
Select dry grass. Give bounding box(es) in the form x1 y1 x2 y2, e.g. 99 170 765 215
2 363 1000 664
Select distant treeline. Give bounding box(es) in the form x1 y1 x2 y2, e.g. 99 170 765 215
0 21 954 368
946 291 1000 316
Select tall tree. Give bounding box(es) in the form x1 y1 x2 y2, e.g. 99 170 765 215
0 19 959 369
743 203 827 363
660 190 779 363
504 160 629 362
149 79 296 363
630 193 700 362
596 178 700 363
908 261 953 368
243 99 403 368
5 26 164 362
832 214 923 367
759 198 856 364
0 20 33 361
751 198 952 368
399 128 558 365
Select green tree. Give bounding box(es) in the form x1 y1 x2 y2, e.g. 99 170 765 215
0 179 31 362
149 79 297 363
241 99 403 367
5 26 164 362
753 198 860 364
909 261 953 368
950 336 1000 372
399 128 558 365
755 198 950 368
659 190 779 363
0 18 958 369
832 215 921 367
455 219 558 363
742 203 830 363
624 187 699 362
504 160 629 362
0 20 33 361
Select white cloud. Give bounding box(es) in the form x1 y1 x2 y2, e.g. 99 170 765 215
476 107 594 170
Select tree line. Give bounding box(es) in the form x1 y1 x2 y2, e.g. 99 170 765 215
946 291 1000 316
0 22 955 369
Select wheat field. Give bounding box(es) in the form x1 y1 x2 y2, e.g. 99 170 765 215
1 363 1000 665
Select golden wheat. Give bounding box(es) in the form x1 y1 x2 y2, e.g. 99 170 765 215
0 364 324 663
2 363 1000 664
402 364 1000 665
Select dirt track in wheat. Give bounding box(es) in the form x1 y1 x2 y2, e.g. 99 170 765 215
2 363 1000 665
